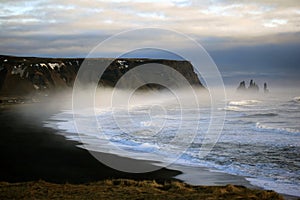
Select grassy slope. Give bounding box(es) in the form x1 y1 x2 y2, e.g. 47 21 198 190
0 179 284 200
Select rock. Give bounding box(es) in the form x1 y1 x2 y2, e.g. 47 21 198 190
264 82 269 93
236 79 262 93
237 81 246 92
248 79 259 92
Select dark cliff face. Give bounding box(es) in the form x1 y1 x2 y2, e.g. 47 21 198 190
0 55 81 98
0 55 203 100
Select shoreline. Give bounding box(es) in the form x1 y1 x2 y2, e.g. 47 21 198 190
0 102 292 199
169 164 254 188
168 164 299 200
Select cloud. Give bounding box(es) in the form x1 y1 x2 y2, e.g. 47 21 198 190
0 0 299 57
263 19 288 28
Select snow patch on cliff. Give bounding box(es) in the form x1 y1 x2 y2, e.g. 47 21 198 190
11 65 26 77
48 63 65 70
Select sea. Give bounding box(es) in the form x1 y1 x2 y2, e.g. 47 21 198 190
44 87 300 197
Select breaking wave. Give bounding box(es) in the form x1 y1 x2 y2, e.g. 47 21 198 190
256 122 300 134
228 100 261 106
292 96 300 103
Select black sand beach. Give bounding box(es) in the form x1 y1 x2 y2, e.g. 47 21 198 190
0 102 180 184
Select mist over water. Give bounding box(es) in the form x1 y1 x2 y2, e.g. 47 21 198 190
43 86 300 197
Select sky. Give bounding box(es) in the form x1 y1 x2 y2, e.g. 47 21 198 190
0 0 300 86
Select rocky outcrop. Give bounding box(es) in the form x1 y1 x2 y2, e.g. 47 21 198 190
0 55 203 102
237 81 246 91
237 79 266 93
248 79 259 92
263 82 269 93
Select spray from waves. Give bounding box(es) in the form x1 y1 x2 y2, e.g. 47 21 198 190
92 86 212 110
256 122 300 134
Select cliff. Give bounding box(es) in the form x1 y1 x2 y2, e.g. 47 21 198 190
0 55 203 102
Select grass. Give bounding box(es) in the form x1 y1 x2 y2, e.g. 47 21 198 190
0 179 284 200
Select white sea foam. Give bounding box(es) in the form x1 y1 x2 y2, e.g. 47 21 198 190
256 122 300 134
228 100 261 106
293 96 300 102
247 178 300 197
223 100 262 112
223 106 243 112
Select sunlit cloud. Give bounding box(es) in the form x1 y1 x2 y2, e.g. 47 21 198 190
264 19 288 28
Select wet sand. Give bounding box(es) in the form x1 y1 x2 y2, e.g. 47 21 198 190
170 164 254 188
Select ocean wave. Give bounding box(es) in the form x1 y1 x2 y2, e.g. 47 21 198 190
223 106 244 112
228 100 261 106
292 96 300 103
256 122 300 134
46 107 300 197
245 113 278 117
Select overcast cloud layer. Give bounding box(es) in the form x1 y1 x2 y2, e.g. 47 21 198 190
1 0 299 86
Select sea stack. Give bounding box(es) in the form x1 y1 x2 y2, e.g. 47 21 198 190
248 79 259 92
236 79 262 93
264 82 269 93
237 81 246 92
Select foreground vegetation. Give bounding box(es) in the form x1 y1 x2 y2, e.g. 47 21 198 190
0 179 283 200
